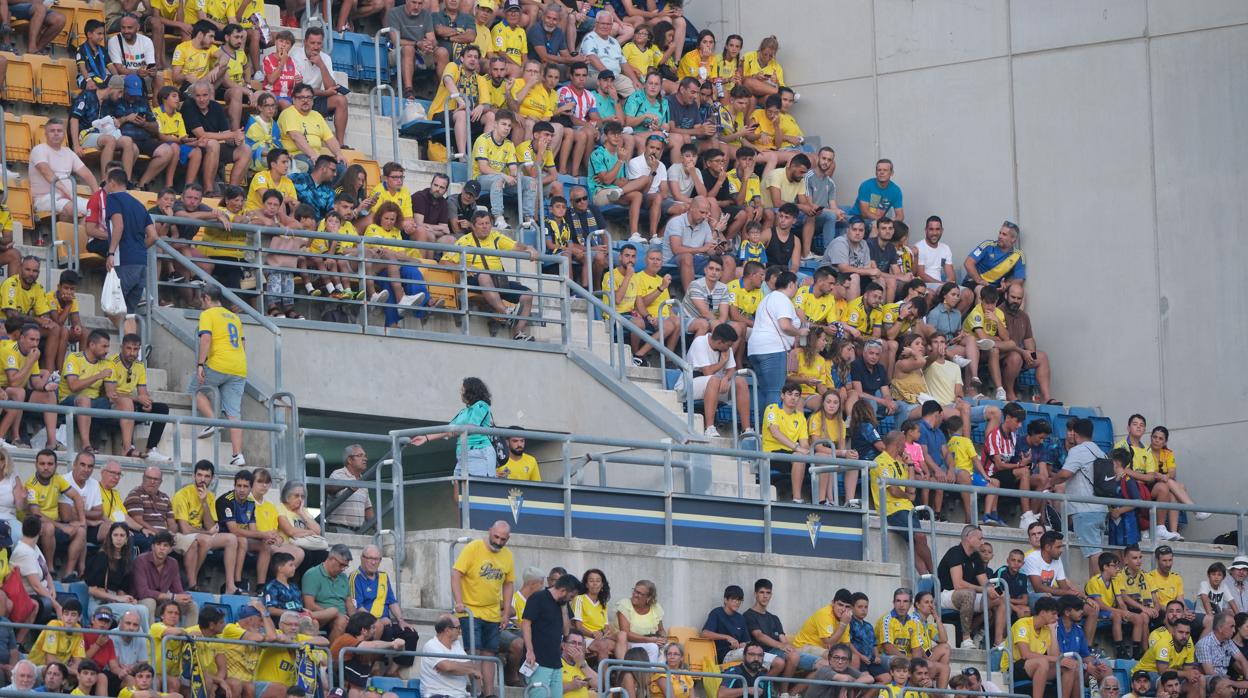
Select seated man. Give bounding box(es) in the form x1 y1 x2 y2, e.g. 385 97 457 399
6 0 67 53
182 80 252 193
26 448 87 579
471 109 522 231
428 44 490 159
1002 596 1078 698
1054 595 1113 688
1 255 65 370
170 20 222 89
387 0 437 101
985 401 1034 510
69 75 140 183
999 281 1056 404
302 544 353 639
676 322 749 439
412 173 454 240
556 62 601 177
134 533 198 623
45 269 84 373
856 159 904 233
172 459 246 595
875 587 926 662
440 210 540 341
420 615 479 698
680 254 733 340
57 329 115 453
624 133 667 241
1134 617 1200 694
661 197 735 291
960 220 1025 312
278 82 347 176
517 121 562 229
214 469 269 594
30 119 98 223
347 544 421 667
822 219 874 301
293 27 349 142
588 122 649 237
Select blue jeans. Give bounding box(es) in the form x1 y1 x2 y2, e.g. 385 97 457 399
477 174 539 218
528 665 565 698
750 350 788 411
381 264 431 326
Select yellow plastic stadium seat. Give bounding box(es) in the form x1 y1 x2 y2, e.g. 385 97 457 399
342 151 381 186
421 267 461 310
68 3 104 45
37 58 75 107
51 5 74 47
56 222 104 266
3 117 34 163
0 52 36 103
130 190 159 209
683 638 717 672
202 197 221 210
667 626 699 647
22 114 49 145
5 182 35 229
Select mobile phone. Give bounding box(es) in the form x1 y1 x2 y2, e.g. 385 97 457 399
336 85 350 95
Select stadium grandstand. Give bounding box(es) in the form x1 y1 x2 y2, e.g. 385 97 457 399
0 1 1242 697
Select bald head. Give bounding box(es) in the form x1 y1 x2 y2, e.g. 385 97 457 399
142 466 163 492
486 521 511 551
882 430 905 454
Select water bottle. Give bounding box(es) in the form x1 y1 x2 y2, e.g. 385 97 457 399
698 66 707 81
714 78 724 101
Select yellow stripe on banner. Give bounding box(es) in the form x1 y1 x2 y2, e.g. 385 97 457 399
471 495 565 511
771 520 861 535
572 503 666 520
672 511 765 528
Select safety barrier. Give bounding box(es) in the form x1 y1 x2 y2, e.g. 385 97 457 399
598 659 741 698
750 673 1029 698
335 645 504 696
157 624 334 692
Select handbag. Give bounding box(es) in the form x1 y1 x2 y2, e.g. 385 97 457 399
291 534 329 550
101 268 127 315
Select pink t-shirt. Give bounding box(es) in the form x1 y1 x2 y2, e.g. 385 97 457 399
29 143 86 198
904 442 926 475
262 52 300 99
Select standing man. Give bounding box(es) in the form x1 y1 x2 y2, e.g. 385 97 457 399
856 159 904 230
292 27 349 143
451 521 515 698
26 449 87 580
800 146 846 260
325 444 374 530
188 287 247 466
104 169 158 313
347 544 421 666
521 573 580 698
1050 418 1108 577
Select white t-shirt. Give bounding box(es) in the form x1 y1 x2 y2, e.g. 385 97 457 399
666 164 703 198
748 290 799 356
11 539 49 595
419 637 470 698
1021 549 1066 589
675 333 735 395
293 48 337 90
29 144 86 198
0 472 19 522
916 240 953 282
1200 579 1233 613
108 34 157 70
63 476 103 512
626 155 666 194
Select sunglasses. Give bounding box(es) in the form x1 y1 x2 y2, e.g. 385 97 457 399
572 197 587 203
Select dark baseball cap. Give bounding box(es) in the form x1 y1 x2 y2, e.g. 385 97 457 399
461 180 481 196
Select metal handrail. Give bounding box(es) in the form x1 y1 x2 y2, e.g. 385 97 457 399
148 235 284 391
159 625 332 692
336 645 504 694
598 659 741 698
49 171 81 286
751 673 1028 698
370 27 400 164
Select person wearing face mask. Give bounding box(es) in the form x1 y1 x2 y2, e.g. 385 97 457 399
998 280 1058 404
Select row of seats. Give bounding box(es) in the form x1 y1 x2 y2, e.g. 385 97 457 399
11 0 103 50
1 52 75 107
330 31 393 83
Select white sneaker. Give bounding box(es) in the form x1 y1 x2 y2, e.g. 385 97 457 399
369 290 389 303
995 386 1007 400
399 292 426 307
1196 512 1212 520
649 235 662 246
1156 525 1179 541
1019 510 1039 530
976 338 994 351
145 448 172 463
604 188 622 203
521 217 536 230
951 355 971 368
494 215 511 230
960 638 977 650
704 426 720 438
197 426 217 439
230 453 246 466
846 498 862 509
628 232 645 243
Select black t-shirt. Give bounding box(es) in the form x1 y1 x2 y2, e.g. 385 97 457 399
84 552 131 593
937 544 987 592
667 95 702 130
723 664 762 689
850 357 888 395
866 238 897 273
182 99 231 136
765 227 797 268
702 607 749 662
521 588 565 668
743 608 785 645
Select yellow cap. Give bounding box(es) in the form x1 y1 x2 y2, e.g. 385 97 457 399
476 0 497 10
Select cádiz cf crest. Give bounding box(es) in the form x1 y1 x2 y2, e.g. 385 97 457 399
806 513 822 549
507 488 524 523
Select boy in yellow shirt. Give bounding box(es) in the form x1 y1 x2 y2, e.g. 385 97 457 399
29 598 87 669
761 381 810 503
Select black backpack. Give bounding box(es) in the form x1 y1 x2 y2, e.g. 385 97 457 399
1091 458 1119 498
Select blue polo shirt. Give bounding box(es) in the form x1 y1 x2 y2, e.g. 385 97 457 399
1055 619 1090 658
918 419 947 469
966 240 1026 285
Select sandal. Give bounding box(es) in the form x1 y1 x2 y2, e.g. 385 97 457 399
123 445 138 458
1045 399 1063 406
285 310 304 319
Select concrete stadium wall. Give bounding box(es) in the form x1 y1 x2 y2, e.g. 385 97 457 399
685 0 1248 530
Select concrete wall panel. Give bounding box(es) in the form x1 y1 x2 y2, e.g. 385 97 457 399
796 77 880 202
1012 41 1162 423
1147 0 1248 36
729 0 876 85
876 58 1015 249
1150 25 1248 429
874 0 1009 73
1010 0 1146 53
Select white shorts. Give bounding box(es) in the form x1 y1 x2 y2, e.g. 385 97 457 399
689 374 732 401
34 193 91 217
940 589 983 608
174 532 203 554
628 641 661 664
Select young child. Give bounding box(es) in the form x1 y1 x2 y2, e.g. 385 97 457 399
736 221 768 270
1200 561 1232 633
75 20 110 90
245 92 282 172
29 598 86 670
848 592 889 682
73 658 103 696
47 269 84 371
879 656 910 698
543 195 574 272
317 195 364 299
1085 551 1147 660
996 549 1032 620
260 193 307 319
979 541 995 569
900 419 930 506
154 86 201 189
943 416 1002 526
263 551 305 618
119 662 180 698
1107 447 1142 546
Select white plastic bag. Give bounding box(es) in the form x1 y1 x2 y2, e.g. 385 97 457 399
101 269 127 316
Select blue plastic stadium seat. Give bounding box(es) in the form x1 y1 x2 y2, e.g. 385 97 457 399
1090 416 1114 447
663 368 681 390
54 581 89 612
1023 411 1052 433
330 35 359 79
977 398 1006 411
598 204 628 224
916 575 934 596
188 590 220 612
218 594 255 622
1036 403 1066 420
1051 413 1072 439
1067 406 1099 419
1014 367 1038 390
368 678 408 692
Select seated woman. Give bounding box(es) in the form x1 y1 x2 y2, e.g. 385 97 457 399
356 202 427 320
85 522 147 625
808 391 858 506
741 35 786 99
649 643 695 698
1147 425 1211 533
615 579 666 663
788 327 832 412
926 283 983 393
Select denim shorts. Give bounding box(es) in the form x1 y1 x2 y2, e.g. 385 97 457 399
1070 511 1106 558
887 510 923 531
187 366 246 418
464 615 501 652
455 445 497 478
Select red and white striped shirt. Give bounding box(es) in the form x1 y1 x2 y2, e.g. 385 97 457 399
557 85 598 122
984 427 1018 476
